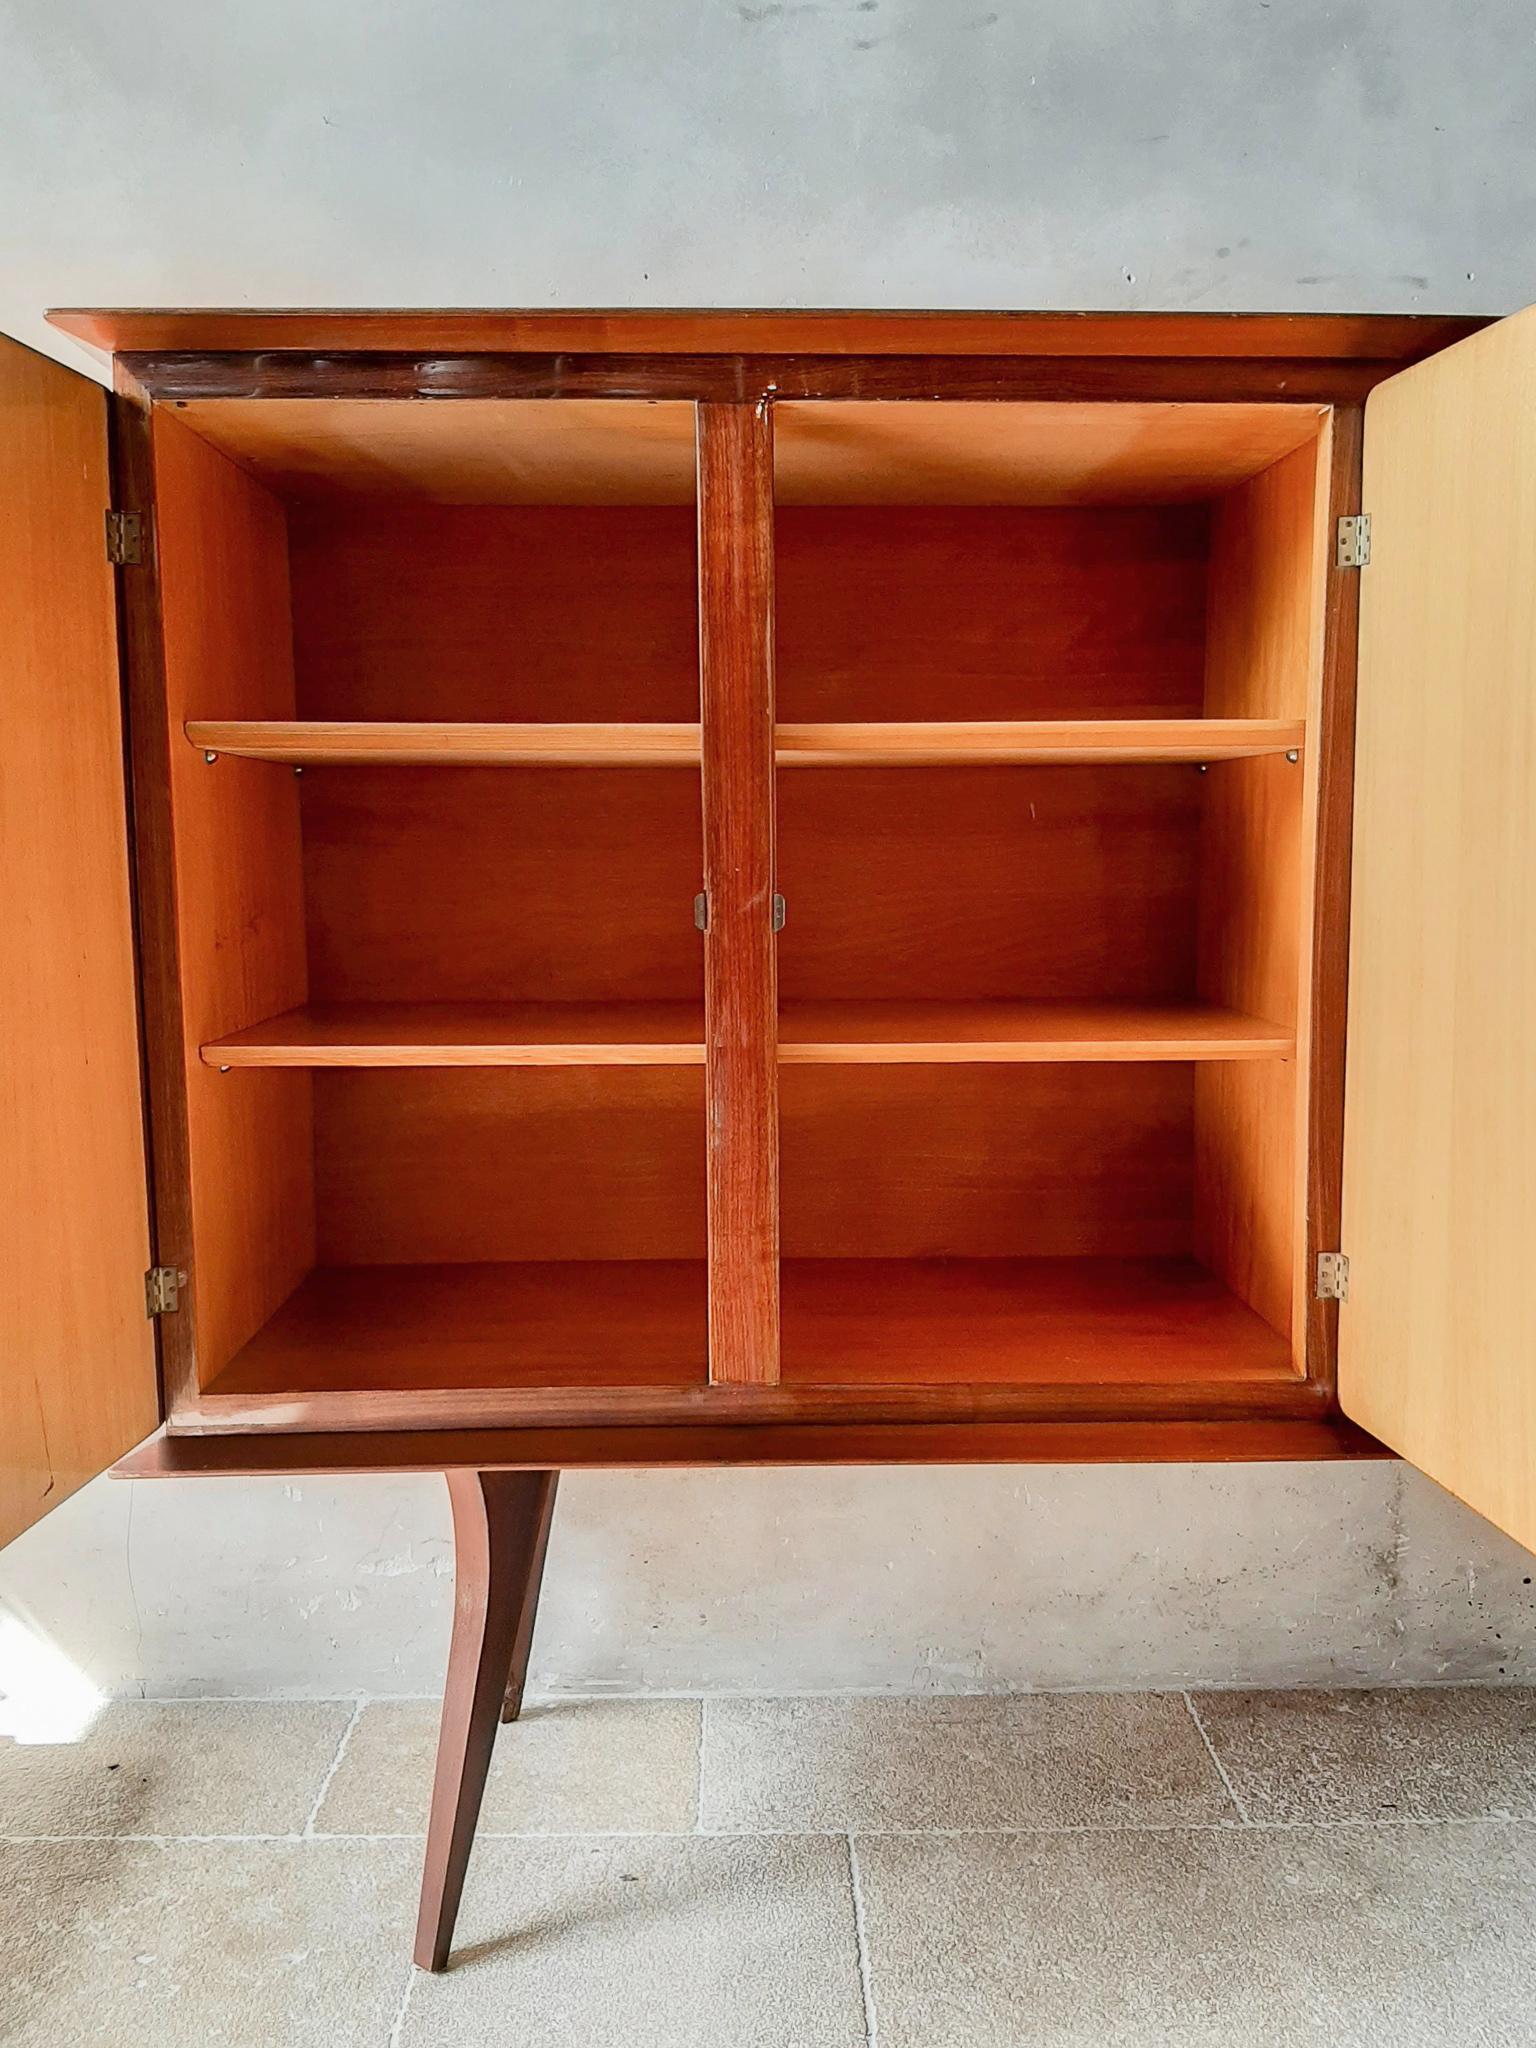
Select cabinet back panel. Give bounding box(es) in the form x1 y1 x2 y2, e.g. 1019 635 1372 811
776 506 1209 722
289 505 699 722
314 1069 706 1264
780 1066 1194 1259
301 767 705 1002
777 766 1201 1002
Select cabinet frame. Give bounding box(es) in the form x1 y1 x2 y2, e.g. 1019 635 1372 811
84 312 1465 1459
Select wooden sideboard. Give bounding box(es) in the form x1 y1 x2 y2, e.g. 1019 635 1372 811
7 305 1534 1965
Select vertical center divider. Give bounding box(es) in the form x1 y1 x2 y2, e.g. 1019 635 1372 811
697 399 781 1384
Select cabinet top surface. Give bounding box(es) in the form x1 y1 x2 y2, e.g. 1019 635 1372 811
47 306 1484 362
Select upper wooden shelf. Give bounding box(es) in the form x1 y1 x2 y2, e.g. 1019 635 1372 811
186 718 1303 769
202 1000 1292 1069
186 721 700 766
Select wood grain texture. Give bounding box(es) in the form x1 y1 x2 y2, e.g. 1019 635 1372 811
780 1066 1194 1259
288 505 699 721
164 395 1321 509
197 1258 1290 1421
120 1414 1384 1472
1194 430 1331 1358
172 398 700 505
1302 408 1365 1395
205 1002 708 1067
151 410 317 1389
300 768 704 1004
777 1001 1292 1063
416 1470 560 1972
188 721 701 765
781 1259 1292 1384
1341 306 1536 1553
50 306 1482 359
776 506 1209 722
185 716 1299 768
209 1263 708 1395
775 400 1325 504
114 352 1395 407
0 335 159 1549
109 375 201 1420
177 1378 1332 1433
777 765 1201 1003
202 998 1289 1068
776 720 1302 763
312 1069 705 1264
698 403 780 1384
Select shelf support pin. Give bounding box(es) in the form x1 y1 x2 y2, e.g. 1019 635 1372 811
203 750 218 764
1286 750 1299 764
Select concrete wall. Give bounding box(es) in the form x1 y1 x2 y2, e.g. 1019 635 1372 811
4 0 1536 1700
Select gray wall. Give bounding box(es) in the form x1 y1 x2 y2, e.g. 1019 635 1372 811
3 0 1535 1702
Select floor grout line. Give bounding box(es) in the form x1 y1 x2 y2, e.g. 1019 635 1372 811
97 1679 1536 1707
302 1696 365 1837
386 1960 418 2048
846 1834 880 2047
696 1694 709 1834
5 1814 1534 1848
1182 1689 1253 1826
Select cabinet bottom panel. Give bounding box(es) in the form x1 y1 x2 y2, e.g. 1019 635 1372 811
780 1257 1293 1385
203 1261 710 1399
190 1255 1303 1431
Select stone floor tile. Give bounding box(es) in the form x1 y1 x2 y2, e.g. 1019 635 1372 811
0 1838 416 2048
854 1819 1536 2047
399 1834 865 2048
701 1692 1236 1831
0 1701 354 1838
1192 1686 1536 1820
315 1697 700 1835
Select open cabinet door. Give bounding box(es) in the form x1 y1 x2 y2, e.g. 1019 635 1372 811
0 333 160 1549
1340 304 1536 1551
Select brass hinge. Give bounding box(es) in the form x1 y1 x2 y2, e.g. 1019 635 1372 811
695 891 785 931
145 1266 186 1317
1335 514 1370 569
106 510 144 565
1315 1251 1350 1302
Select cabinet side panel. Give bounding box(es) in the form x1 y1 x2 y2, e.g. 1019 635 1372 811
1342 310 1536 1551
1194 429 1330 1356
152 411 314 1388
0 339 159 1547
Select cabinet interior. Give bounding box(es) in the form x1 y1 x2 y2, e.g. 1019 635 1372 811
149 393 1332 1420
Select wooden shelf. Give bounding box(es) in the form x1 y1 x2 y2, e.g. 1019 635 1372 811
186 721 702 766
781 1258 1295 1385
199 1256 1292 1408
206 1262 710 1396
202 1000 1291 1069
777 1001 1292 1063
186 717 1303 770
775 720 1303 764
204 1003 707 1067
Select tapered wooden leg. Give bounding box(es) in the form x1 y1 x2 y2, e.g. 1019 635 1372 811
414 1469 559 1972
501 1472 558 1723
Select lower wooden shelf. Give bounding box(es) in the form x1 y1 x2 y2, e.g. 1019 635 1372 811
202 1001 1292 1068
197 1256 1296 1426
207 1262 711 1396
780 1258 1294 1385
